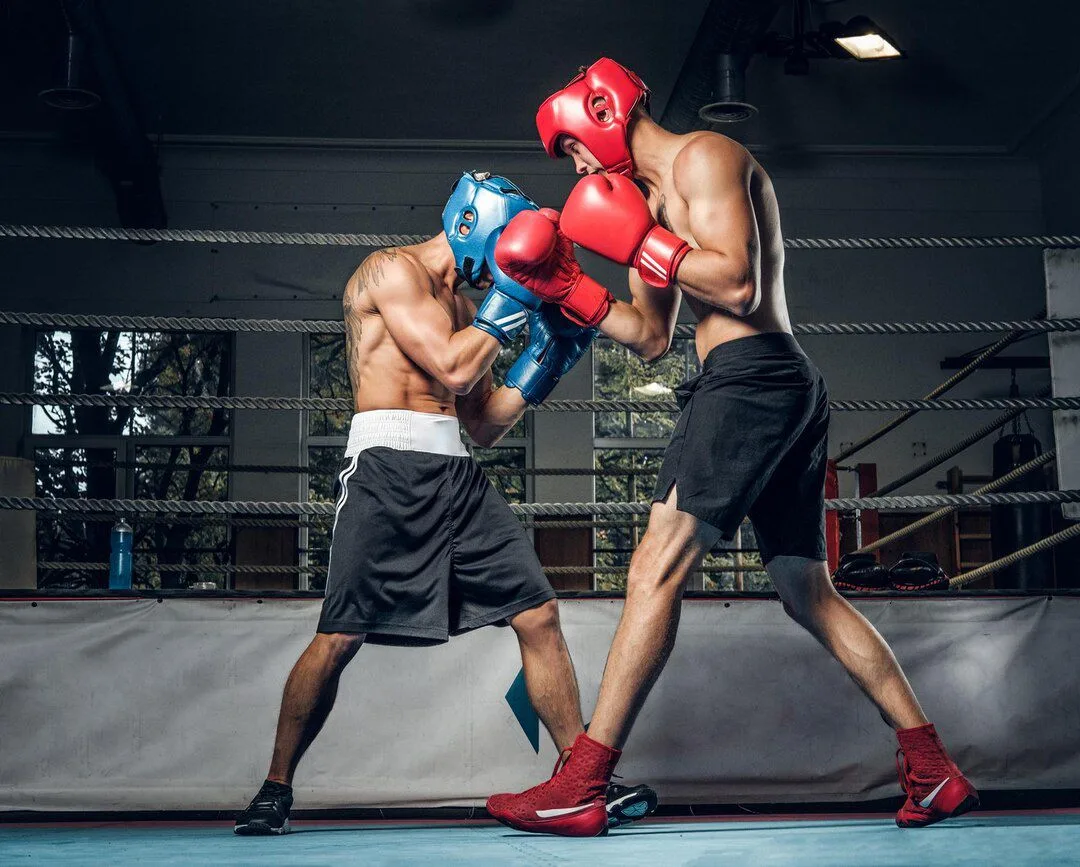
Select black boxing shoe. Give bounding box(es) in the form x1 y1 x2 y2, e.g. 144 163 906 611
832 552 890 592
234 779 293 835
606 780 659 828
889 552 949 592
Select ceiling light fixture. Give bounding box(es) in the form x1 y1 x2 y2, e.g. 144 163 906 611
759 2 906 76
827 16 905 61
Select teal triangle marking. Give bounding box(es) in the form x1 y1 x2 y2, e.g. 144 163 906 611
504 666 540 753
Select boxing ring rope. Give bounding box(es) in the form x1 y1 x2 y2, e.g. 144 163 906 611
29 457 664 478
856 450 1058 555
3 489 1079 518
5 230 1075 594
33 562 770 576
831 325 1031 464
951 523 1080 589
869 395 1049 498
2 309 1079 336
3 222 1080 249
2 392 1077 413
23 509 645 531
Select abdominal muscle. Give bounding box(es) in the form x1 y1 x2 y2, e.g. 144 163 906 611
668 159 793 364
348 314 458 417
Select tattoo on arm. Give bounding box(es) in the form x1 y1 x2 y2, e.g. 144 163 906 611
355 248 398 292
657 195 672 231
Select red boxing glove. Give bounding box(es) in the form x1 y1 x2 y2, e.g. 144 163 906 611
561 174 690 288
494 208 613 328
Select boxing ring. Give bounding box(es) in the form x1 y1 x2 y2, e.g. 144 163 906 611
2 592 1080 811
3 814 1080 866
1 223 1079 865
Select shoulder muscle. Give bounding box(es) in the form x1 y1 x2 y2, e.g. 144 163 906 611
358 249 427 307
673 135 750 202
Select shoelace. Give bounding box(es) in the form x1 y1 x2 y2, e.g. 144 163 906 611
247 797 283 813
895 751 911 795
549 746 573 779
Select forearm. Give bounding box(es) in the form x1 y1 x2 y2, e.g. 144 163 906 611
674 249 759 317
598 298 674 362
462 385 528 447
441 326 504 394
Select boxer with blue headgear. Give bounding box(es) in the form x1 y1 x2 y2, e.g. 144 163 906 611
442 171 543 346
232 165 657 842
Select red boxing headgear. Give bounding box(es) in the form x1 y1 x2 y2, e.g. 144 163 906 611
536 58 649 177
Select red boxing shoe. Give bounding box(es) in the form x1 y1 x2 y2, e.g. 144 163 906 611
487 732 620 837
895 723 980 828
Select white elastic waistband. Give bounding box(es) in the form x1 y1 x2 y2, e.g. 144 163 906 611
345 410 468 458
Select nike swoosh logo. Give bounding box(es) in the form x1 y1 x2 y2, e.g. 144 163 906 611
919 777 950 808
606 793 635 809
535 804 595 819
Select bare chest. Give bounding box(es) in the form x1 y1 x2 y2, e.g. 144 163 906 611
649 184 696 249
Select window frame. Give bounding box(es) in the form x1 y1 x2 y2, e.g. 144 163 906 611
25 328 236 588
299 333 535 590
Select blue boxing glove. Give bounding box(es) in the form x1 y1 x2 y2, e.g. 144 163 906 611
507 303 596 405
472 245 542 345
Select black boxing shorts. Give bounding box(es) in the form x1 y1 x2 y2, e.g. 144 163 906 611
317 410 556 645
652 333 829 563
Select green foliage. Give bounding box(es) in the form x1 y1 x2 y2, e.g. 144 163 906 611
591 338 771 592
308 334 351 437
473 446 526 504
33 330 232 588
594 337 698 438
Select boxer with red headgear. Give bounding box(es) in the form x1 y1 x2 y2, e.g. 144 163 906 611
536 57 649 177
488 59 978 836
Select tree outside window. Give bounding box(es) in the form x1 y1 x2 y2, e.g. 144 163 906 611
32 330 232 588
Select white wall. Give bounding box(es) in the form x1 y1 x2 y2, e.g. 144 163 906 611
0 137 1052 494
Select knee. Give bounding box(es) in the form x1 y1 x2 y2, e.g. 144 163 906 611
780 581 840 628
511 599 561 641
625 541 685 600
318 632 364 666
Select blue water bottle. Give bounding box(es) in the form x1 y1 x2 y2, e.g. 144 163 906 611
109 519 133 590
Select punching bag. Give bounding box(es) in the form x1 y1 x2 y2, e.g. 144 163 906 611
990 432 1053 589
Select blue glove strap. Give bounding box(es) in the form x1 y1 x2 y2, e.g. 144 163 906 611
506 352 558 406
473 289 529 345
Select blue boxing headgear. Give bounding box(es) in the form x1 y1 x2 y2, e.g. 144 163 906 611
442 171 538 288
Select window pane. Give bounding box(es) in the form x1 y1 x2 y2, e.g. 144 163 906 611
593 337 697 439
594 448 663 505
305 446 344 591
32 330 231 436
133 446 229 501
702 525 771 591
308 334 351 437
308 445 344 504
593 339 630 437
134 523 231 590
35 447 112 588
473 446 527 504
593 448 664 592
132 446 231 589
